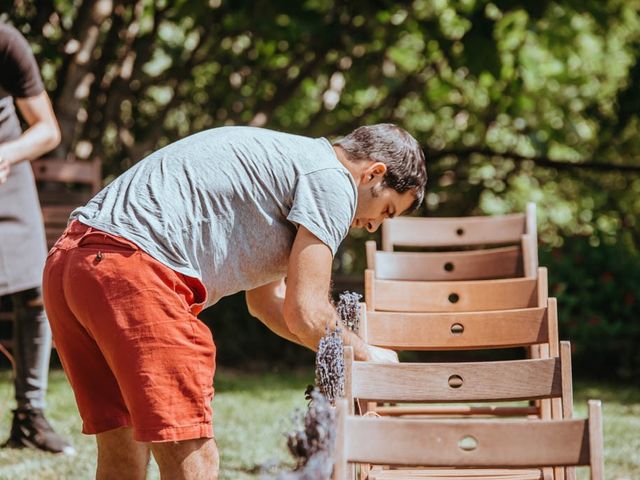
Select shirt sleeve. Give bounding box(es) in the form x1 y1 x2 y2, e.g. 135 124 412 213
0 23 45 98
287 168 357 256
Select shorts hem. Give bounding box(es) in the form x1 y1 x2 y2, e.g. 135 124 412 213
82 416 132 435
134 422 214 443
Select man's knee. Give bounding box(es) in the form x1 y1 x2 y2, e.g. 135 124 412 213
97 428 150 480
151 437 219 479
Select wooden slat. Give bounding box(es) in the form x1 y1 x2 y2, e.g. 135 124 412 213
368 468 543 479
373 405 538 417
32 157 101 193
370 275 538 312
373 246 524 281
41 205 77 223
525 202 539 276
365 308 548 350
351 358 563 403
588 400 605 479
381 213 526 250
343 415 591 468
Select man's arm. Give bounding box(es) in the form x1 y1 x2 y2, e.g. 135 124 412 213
246 278 305 346
283 226 393 362
0 91 61 167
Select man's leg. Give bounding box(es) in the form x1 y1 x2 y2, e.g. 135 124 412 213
97 427 150 480
151 437 219 480
5 287 74 454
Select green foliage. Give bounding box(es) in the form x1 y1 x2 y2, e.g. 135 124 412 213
3 0 640 245
4 0 640 378
541 237 640 379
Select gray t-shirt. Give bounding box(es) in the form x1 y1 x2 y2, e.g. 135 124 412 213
72 127 357 307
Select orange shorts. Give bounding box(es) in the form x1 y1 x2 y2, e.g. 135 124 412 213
43 220 215 442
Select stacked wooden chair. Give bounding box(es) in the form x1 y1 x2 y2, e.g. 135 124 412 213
334 398 604 480
336 203 604 479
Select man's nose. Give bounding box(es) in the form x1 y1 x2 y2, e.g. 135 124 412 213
366 218 383 233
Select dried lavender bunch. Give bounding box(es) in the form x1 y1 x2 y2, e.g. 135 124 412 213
336 291 362 334
314 325 345 404
264 323 346 479
274 388 336 480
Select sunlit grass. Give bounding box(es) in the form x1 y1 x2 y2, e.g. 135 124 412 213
0 370 638 479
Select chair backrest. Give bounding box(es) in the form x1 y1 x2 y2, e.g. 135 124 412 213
361 299 560 353
364 266 548 313
379 203 538 277
333 399 604 480
344 342 572 416
32 157 102 248
381 203 536 250
32 157 102 193
366 242 525 281
357 298 566 429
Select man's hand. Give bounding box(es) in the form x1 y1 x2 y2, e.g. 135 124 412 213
367 345 399 363
0 155 10 184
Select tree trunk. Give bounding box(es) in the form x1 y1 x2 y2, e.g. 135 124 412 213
54 0 114 158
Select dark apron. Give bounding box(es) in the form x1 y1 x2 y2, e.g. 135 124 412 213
0 94 48 295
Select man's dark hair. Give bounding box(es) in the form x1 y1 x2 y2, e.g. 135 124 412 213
333 124 427 211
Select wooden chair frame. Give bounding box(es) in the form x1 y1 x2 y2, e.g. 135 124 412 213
364 267 548 314
342 336 584 480
333 399 604 480
366 242 528 281
377 203 538 278
343 342 576 480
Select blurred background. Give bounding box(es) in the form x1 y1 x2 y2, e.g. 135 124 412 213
1 0 639 378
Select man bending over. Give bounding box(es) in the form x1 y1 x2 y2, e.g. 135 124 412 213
43 123 427 479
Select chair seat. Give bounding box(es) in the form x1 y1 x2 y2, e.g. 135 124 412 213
367 467 544 480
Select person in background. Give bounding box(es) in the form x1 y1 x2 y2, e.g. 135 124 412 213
0 21 75 455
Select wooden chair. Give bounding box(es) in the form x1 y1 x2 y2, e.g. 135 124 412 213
333 398 605 480
359 270 566 477
361 268 558 423
344 342 572 420
364 267 548 314
366 242 528 281
378 203 538 278
344 339 574 480
360 298 563 421
32 157 102 248
364 264 549 366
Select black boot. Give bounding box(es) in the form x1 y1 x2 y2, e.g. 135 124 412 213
2 407 76 455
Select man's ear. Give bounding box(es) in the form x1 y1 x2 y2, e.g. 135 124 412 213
363 161 387 183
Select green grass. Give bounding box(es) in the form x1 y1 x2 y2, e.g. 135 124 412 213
0 370 639 479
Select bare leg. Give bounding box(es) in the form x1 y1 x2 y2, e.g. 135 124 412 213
96 427 150 480
151 437 219 480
